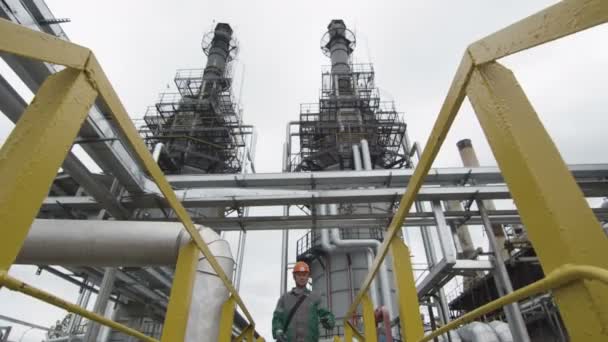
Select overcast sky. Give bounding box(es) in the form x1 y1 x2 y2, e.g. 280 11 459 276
1 1 607 341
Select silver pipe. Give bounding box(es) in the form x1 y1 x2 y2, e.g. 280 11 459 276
18 220 205 266
365 248 380 306
489 321 514 342
83 268 117 342
360 139 373 170
352 144 362 171
152 143 164 162
235 230 246 291
328 204 394 319
477 200 530 342
457 322 500 342
185 230 234 342
97 303 118 342
280 143 290 295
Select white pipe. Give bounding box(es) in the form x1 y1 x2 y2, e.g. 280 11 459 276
152 143 164 162
17 219 234 342
360 139 372 170
352 144 362 170
185 230 234 342
17 219 186 266
328 204 394 320
488 321 514 342
365 248 380 307
457 322 500 342
319 205 335 253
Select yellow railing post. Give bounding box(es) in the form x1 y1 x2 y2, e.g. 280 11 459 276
390 238 424 341
247 324 255 341
344 322 354 342
0 68 97 271
361 293 377 342
218 295 237 342
160 242 199 342
466 61 608 340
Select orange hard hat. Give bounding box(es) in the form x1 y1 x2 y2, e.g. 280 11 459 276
293 261 310 274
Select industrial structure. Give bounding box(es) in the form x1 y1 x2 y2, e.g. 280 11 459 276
1 1 608 342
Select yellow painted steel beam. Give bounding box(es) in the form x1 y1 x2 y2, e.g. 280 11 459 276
420 264 608 342
344 52 474 320
346 321 364 342
84 54 255 324
0 271 159 342
160 242 199 342
218 296 236 342
0 68 97 270
361 293 377 342
0 18 90 69
469 0 608 64
334 336 343 342
467 61 608 340
391 239 424 341
247 325 255 341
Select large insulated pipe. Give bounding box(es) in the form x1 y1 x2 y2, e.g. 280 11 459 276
457 322 501 342
324 19 353 74
186 233 234 342
16 220 190 266
16 219 234 342
457 139 508 260
328 204 394 320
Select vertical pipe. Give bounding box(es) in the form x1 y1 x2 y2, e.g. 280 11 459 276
280 143 290 295
360 139 372 170
352 144 362 171
234 230 246 291
152 143 164 162
457 139 508 260
83 268 117 342
477 200 531 342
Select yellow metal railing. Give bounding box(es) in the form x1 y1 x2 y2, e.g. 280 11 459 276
0 19 258 341
342 0 608 341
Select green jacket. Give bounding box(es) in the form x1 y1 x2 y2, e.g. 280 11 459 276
272 287 335 341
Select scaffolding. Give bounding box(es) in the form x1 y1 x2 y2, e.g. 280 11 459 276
289 63 409 172
139 33 252 175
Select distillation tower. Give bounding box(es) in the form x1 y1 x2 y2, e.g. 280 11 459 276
290 20 412 338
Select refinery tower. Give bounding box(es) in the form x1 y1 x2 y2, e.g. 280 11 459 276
289 19 412 338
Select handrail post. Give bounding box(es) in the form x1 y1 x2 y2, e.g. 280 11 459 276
344 322 354 342
390 238 424 341
466 61 608 341
218 295 237 342
362 292 377 342
161 242 199 342
0 68 97 271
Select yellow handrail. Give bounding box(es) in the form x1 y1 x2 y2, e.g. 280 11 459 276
420 264 608 342
0 271 159 342
343 0 608 340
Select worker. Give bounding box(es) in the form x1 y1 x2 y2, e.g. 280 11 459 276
272 261 335 341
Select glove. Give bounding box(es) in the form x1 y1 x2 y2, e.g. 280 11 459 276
275 329 287 342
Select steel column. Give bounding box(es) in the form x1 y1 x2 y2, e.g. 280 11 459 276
477 200 530 342
467 61 608 341
390 238 424 342
160 242 199 342
83 267 117 342
0 67 97 270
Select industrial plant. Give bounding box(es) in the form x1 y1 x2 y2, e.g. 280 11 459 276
0 1 607 342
